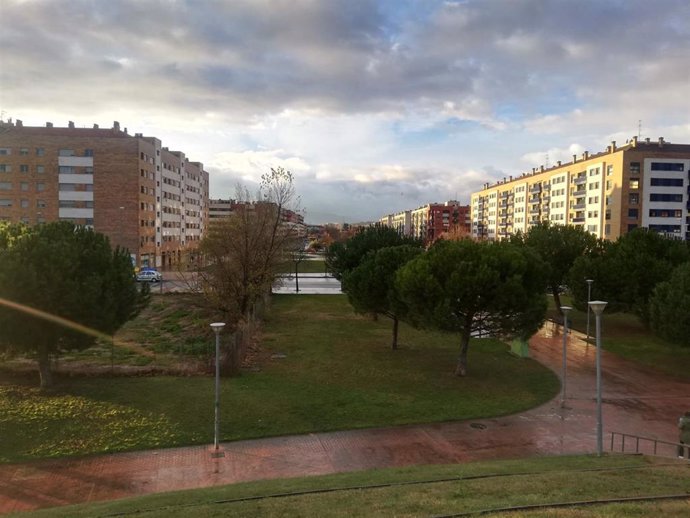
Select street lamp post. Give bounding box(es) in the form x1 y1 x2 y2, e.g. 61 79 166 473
589 300 607 456
585 279 594 343
560 306 572 407
210 322 226 452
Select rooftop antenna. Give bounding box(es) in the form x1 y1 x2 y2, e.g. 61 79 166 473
638 119 642 140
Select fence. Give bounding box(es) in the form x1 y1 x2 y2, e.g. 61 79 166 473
610 431 689 459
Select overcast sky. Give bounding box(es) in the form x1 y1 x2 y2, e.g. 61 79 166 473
2 0 689 224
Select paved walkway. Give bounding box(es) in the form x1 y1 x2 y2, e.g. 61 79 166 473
1 325 689 514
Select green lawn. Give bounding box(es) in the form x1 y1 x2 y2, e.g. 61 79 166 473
30 455 690 517
0 295 558 463
277 259 328 274
547 296 690 380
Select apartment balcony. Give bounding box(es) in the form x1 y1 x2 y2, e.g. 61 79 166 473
529 184 542 193
574 176 587 185
541 195 550 202
543 184 551 191
500 191 511 198
499 201 508 208
572 217 585 223
529 196 541 203
530 207 541 214
572 188 586 196
572 202 586 209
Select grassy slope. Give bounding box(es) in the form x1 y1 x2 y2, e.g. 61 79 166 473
0 295 558 463
30 455 690 517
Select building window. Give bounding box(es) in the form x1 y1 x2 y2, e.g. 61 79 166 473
37 200 46 208
649 209 683 218
20 164 29 173
0 199 12 207
59 166 75 174
651 162 684 171
84 149 94 157
587 225 598 233
650 178 683 187
0 164 12 172
20 199 29 208
629 179 639 189
20 182 29 191
649 193 683 202
36 165 45 173
628 208 638 219
605 224 611 235
629 193 639 205
36 183 45 192
0 148 11 155
58 149 74 157
0 182 11 190
606 165 614 176
630 162 640 174
606 180 612 190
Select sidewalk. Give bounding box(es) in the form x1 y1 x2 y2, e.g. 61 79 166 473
1 326 688 514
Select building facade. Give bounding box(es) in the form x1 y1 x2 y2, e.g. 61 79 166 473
0 119 209 268
381 201 470 242
471 137 690 241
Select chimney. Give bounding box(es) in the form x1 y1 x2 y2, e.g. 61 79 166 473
93 123 99 129
572 154 577 163
610 140 616 152
46 122 53 127
645 137 651 144
632 136 638 147
509 175 513 181
124 127 128 134
540 165 544 172
68 121 75 129
532 167 536 174
16 119 22 127
583 151 589 160
557 160 562 166
658 136 665 148
113 121 120 131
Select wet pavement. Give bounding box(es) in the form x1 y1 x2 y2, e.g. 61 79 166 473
1 324 689 514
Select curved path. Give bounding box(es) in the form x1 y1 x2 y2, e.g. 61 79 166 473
1 325 689 513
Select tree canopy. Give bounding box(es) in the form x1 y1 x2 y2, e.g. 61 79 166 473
326 225 421 280
569 229 689 323
649 262 690 347
396 239 548 376
511 222 601 314
0 221 146 388
342 245 423 350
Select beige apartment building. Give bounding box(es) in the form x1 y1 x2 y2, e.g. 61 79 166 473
471 137 690 241
0 119 209 268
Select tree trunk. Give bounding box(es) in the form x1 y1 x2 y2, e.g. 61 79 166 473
37 345 53 390
391 316 399 351
552 287 563 318
295 263 299 293
454 328 471 377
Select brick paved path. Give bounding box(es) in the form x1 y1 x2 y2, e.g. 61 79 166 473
1 325 689 514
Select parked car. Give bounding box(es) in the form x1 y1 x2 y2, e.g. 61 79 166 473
136 270 163 282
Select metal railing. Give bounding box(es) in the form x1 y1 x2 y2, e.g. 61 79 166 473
610 431 689 459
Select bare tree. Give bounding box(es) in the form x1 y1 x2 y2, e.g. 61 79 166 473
196 167 298 330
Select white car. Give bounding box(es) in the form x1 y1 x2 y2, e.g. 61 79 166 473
136 270 163 282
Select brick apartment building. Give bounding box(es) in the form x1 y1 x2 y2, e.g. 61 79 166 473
0 119 209 268
379 200 471 242
209 198 306 236
471 137 690 241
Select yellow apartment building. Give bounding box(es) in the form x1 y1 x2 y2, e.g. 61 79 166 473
471 137 690 241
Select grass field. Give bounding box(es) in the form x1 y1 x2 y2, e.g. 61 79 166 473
29 455 690 517
546 296 690 380
0 295 559 463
